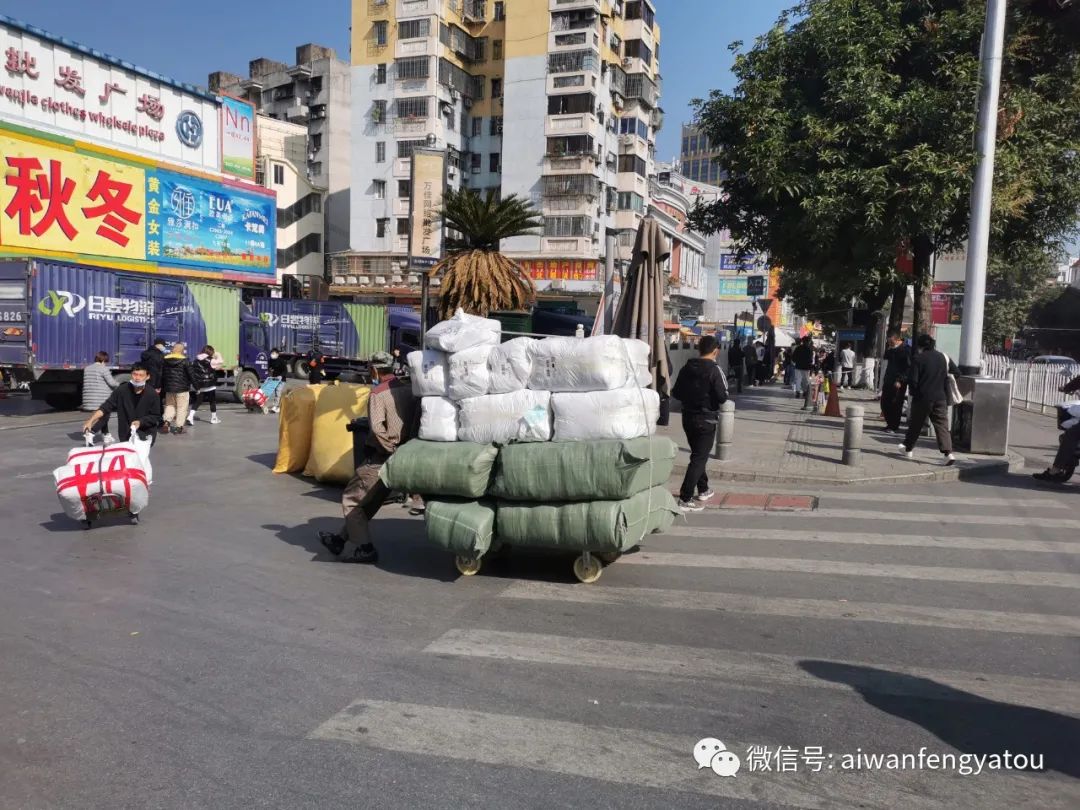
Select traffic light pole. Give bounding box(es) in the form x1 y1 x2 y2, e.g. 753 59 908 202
958 0 1008 375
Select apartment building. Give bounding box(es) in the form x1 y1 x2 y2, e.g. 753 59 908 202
649 165 707 320
679 122 723 186
255 116 328 282
344 0 663 301
209 44 352 257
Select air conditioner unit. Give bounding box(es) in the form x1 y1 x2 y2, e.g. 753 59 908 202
449 88 460 101
550 278 566 290
622 57 633 66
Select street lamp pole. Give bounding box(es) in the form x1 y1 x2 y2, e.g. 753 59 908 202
958 0 1008 375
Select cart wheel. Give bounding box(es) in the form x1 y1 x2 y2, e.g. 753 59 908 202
455 556 482 577
573 554 603 584
597 552 621 565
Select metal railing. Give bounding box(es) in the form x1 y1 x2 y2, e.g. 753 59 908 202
982 354 1079 413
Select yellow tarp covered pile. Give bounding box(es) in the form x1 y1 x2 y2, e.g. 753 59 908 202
273 383 370 483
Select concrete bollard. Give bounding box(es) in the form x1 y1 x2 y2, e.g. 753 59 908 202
715 400 736 461
842 405 864 466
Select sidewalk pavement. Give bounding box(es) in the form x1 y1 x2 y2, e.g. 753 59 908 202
662 382 1023 486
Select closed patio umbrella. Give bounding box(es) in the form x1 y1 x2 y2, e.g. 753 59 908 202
611 217 672 424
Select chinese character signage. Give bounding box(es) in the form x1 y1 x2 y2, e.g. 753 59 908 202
0 20 221 172
0 123 276 281
409 149 445 270
519 259 599 281
717 276 748 299
719 253 764 272
220 96 255 179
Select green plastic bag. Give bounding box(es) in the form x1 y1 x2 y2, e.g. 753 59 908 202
490 437 677 502
495 486 678 553
425 499 496 558
380 440 498 498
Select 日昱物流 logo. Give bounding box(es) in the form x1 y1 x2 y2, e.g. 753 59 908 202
38 290 86 318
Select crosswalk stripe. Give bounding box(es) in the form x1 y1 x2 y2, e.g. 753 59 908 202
664 527 1080 553
705 509 1080 530
616 552 1080 588
498 581 1080 637
424 629 1080 716
309 699 1059 809
786 491 1068 509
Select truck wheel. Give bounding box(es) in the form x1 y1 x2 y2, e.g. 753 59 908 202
292 359 310 380
233 371 260 403
44 394 79 411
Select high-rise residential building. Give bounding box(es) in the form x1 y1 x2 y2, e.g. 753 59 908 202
209 44 352 259
679 122 723 186
344 0 663 303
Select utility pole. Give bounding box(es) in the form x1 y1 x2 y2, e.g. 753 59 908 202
958 0 1008 375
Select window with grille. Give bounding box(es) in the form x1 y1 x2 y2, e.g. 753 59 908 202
543 216 591 237
547 50 599 74
554 32 587 47
494 1 504 21
624 40 652 65
373 180 386 199
373 21 388 46
470 153 482 173
617 154 647 176
397 218 410 236
471 116 483 136
372 99 387 122
376 218 388 238
376 141 386 162
376 64 387 84
617 192 644 212
395 56 431 80
624 1 656 27
399 19 431 39
546 135 594 156
396 97 429 119
553 75 585 89
542 174 599 197
398 139 426 158
548 93 595 115
493 40 503 60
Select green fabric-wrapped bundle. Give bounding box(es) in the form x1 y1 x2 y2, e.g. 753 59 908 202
495 487 678 554
424 499 496 558
490 437 677 502
380 440 498 498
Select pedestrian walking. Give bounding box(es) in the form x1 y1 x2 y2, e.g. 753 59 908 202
81 363 161 443
754 341 769 386
140 338 167 395
671 336 728 512
727 341 745 394
188 345 223 426
81 351 118 446
898 334 957 465
308 352 326 385
267 349 289 413
839 343 856 388
318 353 418 564
880 331 911 433
791 336 815 400
160 343 195 435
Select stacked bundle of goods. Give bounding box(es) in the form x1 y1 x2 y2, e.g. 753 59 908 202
385 311 678 583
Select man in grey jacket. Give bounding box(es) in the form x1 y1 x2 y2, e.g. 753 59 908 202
81 351 119 445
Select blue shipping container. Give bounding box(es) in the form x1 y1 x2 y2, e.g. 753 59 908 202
251 299 361 360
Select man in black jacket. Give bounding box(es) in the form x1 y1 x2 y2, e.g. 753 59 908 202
791 337 815 400
160 343 195 435
899 334 957 465
81 364 161 443
880 331 911 432
140 338 166 394
672 336 729 512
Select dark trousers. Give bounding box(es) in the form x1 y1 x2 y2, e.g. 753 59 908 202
192 389 218 413
89 413 110 435
679 413 716 502
1053 424 1080 470
903 399 952 455
841 368 854 387
881 380 906 430
341 462 391 550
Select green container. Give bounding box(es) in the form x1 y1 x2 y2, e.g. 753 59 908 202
424 499 496 558
343 302 390 360
496 487 679 554
188 282 240 366
491 437 677 502
380 440 499 499
490 311 533 339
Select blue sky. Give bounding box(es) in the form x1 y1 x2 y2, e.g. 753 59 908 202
7 0 792 160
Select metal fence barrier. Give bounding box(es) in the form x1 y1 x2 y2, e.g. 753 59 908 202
982 355 1079 414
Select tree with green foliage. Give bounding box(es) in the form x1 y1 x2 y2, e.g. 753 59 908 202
689 0 1080 350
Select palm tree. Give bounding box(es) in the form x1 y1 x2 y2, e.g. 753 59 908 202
432 188 543 318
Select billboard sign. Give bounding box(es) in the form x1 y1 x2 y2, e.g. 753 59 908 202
408 149 445 271
220 96 255 179
719 253 764 271
717 276 748 300
0 122 275 282
0 18 221 172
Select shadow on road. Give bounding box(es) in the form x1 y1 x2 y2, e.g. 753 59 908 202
799 660 1078 778
246 452 279 470
40 512 85 533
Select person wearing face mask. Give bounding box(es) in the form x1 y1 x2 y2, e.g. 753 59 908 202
267 349 288 413
81 364 162 443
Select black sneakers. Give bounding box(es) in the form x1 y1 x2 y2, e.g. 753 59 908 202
319 531 346 556
342 544 379 564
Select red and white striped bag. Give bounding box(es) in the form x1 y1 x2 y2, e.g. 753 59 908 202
54 437 152 522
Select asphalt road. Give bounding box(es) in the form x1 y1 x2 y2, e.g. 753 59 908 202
0 400 1077 809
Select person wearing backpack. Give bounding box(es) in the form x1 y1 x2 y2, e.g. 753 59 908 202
898 334 957 465
188 345 223 426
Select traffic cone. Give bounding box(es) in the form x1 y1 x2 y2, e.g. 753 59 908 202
824 376 842 417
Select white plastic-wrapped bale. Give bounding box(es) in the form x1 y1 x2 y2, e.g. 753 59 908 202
623 338 652 387
528 335 641 392
458 390 553 444
419 396 459 442
487 337 536 394
424 309 501 353
552 388 660 442
448 343 495 400
54 440 153 522
408 350 449 397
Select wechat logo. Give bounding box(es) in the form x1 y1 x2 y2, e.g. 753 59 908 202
694 737 741 778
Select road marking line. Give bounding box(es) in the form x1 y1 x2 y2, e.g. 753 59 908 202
309 699 1042 809
698 509 1080 530
498 581 1080 637
783 491 1068 509
615 552 1080 588
664 527 1080 553
424 629 1080 716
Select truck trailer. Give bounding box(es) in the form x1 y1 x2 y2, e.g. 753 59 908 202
0 258 270 409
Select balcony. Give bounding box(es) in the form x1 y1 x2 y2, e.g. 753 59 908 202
624 72 660 109
550 0 601 12
542 174 600 198
396 38 434 58
462 0 486 22
285 104 309 123
397 0 435 16
545 113 597 136
543 154 598 174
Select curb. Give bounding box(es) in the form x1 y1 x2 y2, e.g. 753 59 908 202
670 451 1024 487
